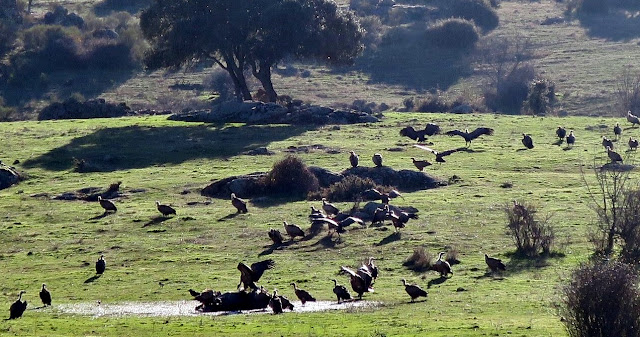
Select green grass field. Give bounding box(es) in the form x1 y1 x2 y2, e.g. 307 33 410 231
0 112 634 336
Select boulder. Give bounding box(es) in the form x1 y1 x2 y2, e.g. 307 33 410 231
0 164 21 190
308 166 343 187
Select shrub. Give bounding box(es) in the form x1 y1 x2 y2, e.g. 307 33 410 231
560 260 640 337
203 68 236 102
445 0 499 31
505 201 555 256
566 0 609 16
311 175 381 202
403 247 433 272
615 66 640 116
0 97 15 121
484 64 535 114
524 78 556 116
426 18 479 49
415 91 451 112
18 25 82 71
260 156 320 198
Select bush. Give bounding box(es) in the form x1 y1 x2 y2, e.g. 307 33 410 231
567 0 609 15
560 260 640 337
0 97 15 121
82 42 134 69
524 78 556 116
426 18 479 49
311 175 382 202
505 201 555 257
203 68 236 102
446 0 499 31
260 156 320 198
484 64 535 114
615 66 640 116
403 247 433 272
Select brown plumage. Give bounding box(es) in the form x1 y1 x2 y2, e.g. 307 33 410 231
628 111 640 126
614 123 622 140
283 221 305 240
39 283 51 306
9 291 27 319
446 127 494 147
322 198 340 216
522 133 534 149
556 126 566 140
411 157 432 171
291 283 316 305
97 196 117 213
432 252 453 277
339 216 365 228
331 279 352 303
237 259 275 291
349 151 359 168
269 290 283 314
268 228 284 245
566 130 575 147
485 254 506 273
602 136 614 150
340 265 374 299
95 254 106 274
630 137 639 150
156 201 176 216
231 193 248 213
414 144 463 163
607 146 623 163
401 279 427 302
399 124 440 142
372 206 387 225
367 257 379 281
372 153 383 167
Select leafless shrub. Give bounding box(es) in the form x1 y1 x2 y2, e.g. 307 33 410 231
403 247 433 272
505 201 555 256
615 66 640 116
260 155 320 198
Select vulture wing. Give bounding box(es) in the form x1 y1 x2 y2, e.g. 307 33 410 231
445 129 468 139
250 259 275 282
468 127 494 140
436 148 463 157
413 144 438 155
424 123 440 136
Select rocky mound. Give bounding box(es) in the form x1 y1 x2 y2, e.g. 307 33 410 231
38 98 134 120
169 101 381 125
0 163 21 190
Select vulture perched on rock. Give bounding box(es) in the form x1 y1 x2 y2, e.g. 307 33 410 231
446 127 494 147
414 144 462 163
268 228 284 245
283 221 305 241
96 255 106 275
349 151 359 168
372 153 383 167
607 146 623 163
411 157 432 171
566 130 575 147
628 111 640 126
237 259 275 291
331 279 352 303
614 123 622 140
98 196 117 213
401 279 427 302
291 283 316 305
522 134 534 149
231 193 248 213
432 252 453 277
602 136 614 150
269 290 283 314
9 291 27 319
556 126 566 141
39 283 51 306
156 201 176 216
485 254 506 273
630 137 639 150
322 198 340 216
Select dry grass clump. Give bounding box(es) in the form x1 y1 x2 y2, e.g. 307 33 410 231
260 155 320 198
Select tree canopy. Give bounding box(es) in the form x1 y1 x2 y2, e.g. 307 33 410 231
140 0 363 102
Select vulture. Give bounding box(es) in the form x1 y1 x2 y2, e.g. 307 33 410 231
237 259 275 291
96 254 106 275
268 290 283 314
97 196 117 213
9 291 27 319
268 228 284 245
283 221 305 240
484 254 506 273
340 265 374 299
411 157 432 171
399 124 440 142
614 123 622 140
446 127 494 147
630 137 639 150
315 217 345 237
413 144 461 163
190 288 220 306
291 283 316 305
556 126 566 141
602 136 614 150
607 146 623 163
331 279 352 303
432 252 453 277
309 206 326 220
39 283 51 307
521 133 534 149
566 130 575 147
387 190 403 199
339 216 365 228
389 211 406 232
401 279 428 302
231 193 248 213
628 111 640 126
188 289 200 297
156 201 176 216
372 205 388 225
362 188 384 201
349 151 359 168
367 257 379 281
372 153 383 167
322 198 340 216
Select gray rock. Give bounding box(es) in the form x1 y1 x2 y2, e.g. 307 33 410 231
450 104 473 114
308 166 343 187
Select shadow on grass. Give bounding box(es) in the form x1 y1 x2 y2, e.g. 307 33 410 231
375 232 401 246
427 276 448 289
89 212 113 220
307 235 341 251
143 216 171 227
218 213 243 221
23 124 316 172
502 251 566 275
553 139 564 146
84 274 102 283
250 195 306 209
258 241 295 256
577 9 640 41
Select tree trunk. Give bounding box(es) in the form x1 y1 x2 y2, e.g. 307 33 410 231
223 54 252 101
252 61 278 102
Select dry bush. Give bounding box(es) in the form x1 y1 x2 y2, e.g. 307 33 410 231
505 201 555 257
403 247 433 272
560 260 640 337
444 0 499 31
446 247 461 265
426 18 479 49
310 175 382 202
615 66 640 116
524 78 556 116
261 156 320 198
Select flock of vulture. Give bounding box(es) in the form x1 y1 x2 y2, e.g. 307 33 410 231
9 111 637 319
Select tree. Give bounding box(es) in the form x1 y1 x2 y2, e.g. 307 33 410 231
140 0 363 102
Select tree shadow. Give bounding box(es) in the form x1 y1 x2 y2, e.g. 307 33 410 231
427 276 448 289
502 251 566 275
143 216 171 227
375 232 401 246
306 235 341 251
93 0 154 16
23 124 315 172
89 212 113 220
84 274 102 283
218 213 243 221
258 241 294 256
577 9 640 41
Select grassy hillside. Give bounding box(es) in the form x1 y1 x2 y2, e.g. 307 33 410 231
0 112 635 336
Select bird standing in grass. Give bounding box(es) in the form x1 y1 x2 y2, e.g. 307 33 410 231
291 283 316 305
268 228 284 245
98 196 117 213
231 193 248 213
322 198 340 216
556 126 566 141
614 123 622 140
522 133 534 149
607 146 623 163
629 137 639 150
349 151 359 168
96 255 106 275
156 201 176 216
628 111 640 127
331 279 352 303
269 290 283 314
411 157 431 171
432 252 453 277
401 279 427 302
484 254 506 274
566 130 575 147
9 291 27 319
39 283 51 307
602 136 614 150
283 221 305 241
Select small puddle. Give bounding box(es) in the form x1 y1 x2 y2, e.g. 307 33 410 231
56 300 378 318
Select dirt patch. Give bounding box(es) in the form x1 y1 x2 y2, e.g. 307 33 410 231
56 300 379 318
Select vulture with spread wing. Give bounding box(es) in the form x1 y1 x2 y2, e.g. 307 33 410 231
413 144 462 163
445 127 494 147
237 259 275 291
